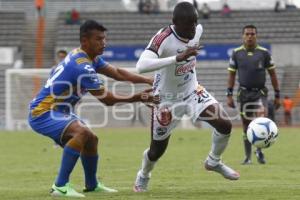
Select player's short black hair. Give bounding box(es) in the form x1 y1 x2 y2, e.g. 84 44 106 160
173 2 197 24
242 24 257 34
80 20 107 41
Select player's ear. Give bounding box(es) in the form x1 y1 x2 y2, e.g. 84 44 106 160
80 36 88 45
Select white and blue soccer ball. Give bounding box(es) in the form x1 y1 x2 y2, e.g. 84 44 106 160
246 117 278 148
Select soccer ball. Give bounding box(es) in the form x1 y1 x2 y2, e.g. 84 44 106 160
246 117 278 148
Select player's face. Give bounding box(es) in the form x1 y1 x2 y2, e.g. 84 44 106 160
174 11 198 40
243 28 257 48
86 30 107 57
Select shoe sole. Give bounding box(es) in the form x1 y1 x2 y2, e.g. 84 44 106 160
205 163 240 180
133 185 147 193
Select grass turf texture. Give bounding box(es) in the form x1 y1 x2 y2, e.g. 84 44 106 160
0 128 300 200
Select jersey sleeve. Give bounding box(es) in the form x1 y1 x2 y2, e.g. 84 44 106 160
74 63 104 90
93 56 108 70
146 26 172 57
265 50 275 70
228 50 237 72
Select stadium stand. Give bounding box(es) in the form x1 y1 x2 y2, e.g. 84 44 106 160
0 11 25 47
56 10 300 47
0 11 25 129
55 9 300 125
1 0 300 129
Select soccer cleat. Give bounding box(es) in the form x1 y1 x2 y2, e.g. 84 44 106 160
133 170 150 192
205 160 240 180
50 183 85 198
83 182 118 193
241 158 252 165
255 150 266 164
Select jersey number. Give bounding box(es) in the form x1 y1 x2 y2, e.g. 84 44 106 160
45 65 64 88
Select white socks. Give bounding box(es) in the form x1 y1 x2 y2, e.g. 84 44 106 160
140 148 156 178
207 130 230 166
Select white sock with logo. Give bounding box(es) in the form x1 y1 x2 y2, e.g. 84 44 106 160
140 148 156 178
207 130 230 166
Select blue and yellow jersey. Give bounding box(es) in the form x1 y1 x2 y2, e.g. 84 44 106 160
30 48 107 117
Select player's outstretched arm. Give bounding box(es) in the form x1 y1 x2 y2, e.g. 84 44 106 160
89 87 155 106
97 64 153 85
136 46 199 74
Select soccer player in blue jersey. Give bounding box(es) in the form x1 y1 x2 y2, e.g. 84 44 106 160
28 20 153 198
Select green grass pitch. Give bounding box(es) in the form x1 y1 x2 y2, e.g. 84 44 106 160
0 127 300 200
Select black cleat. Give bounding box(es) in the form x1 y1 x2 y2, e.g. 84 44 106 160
255 150 266 164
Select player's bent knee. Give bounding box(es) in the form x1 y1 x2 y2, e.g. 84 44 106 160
217 120 232 135
88 133 99 146
147 150 162 161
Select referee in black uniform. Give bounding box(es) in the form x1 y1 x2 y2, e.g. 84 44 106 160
227 24 280 165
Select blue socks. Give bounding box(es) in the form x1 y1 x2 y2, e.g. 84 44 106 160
55 146 80 187
81 155 99 190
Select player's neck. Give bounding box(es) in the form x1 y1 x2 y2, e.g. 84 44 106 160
80 47 96 60
244 44 257 51
173 26 189 42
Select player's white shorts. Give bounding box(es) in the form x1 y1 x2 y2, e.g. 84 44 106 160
151 89 218 141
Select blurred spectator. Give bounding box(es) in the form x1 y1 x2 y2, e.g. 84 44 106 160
35 0 44 17
221 3 232 17
201 3 210 19
143 0 153 14
55 49 68 65
138 0 158 14
138 0 145 13
274 1 281 12
285 0 297 10
13 59 23 69
13 46 23 69
153 0 160 14
51 49 68 74
282 95 293 125
66 9 81 25
71 9 81 24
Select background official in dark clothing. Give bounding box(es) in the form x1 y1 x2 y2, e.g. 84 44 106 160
227 24 280 165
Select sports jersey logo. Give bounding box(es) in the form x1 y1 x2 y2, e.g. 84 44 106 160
175 60 196 76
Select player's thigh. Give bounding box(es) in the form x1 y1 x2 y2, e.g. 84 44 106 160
28 111 83 146
198 103 232 134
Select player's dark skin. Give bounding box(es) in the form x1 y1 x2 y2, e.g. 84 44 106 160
147 5 232 162
61 28 154 155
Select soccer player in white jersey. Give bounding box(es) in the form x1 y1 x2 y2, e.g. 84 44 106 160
133 2 240 192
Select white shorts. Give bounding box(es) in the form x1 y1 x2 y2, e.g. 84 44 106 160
151 89 218 141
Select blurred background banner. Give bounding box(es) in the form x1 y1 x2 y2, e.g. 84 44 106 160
102 44 270 61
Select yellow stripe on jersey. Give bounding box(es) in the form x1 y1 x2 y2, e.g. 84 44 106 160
76 57 90 65
228 67 236 72
267 65 276 70
31 95 56 117
71 48 93 61
233 45 244 52
31 89 73 117
256 45 268 52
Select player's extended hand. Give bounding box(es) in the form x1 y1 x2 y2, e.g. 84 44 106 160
274 97 281 110
176 45 203 62
140 88 160 105
227 96 236 108
146 77 154 86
